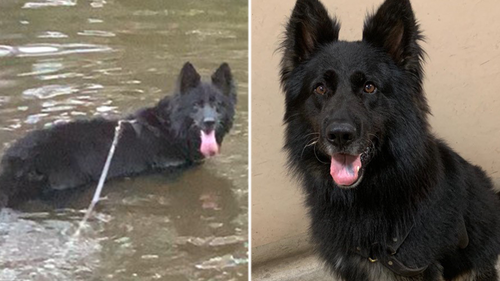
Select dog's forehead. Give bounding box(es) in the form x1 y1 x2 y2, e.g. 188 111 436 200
193 83 221 98
313 41 386 73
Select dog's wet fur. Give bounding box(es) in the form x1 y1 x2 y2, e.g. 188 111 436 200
0 62 236 208
280 0 500 280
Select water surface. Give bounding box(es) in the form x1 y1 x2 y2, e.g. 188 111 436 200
0 0 248 280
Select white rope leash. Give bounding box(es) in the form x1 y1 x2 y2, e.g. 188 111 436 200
73 119 135 237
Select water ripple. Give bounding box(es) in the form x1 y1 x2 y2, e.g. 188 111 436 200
23 0 77 9
0 210 101 280
77 30 116 38
0 44 112 58
23 84 77 99
37 31 69 39
18 61 64 77
195 255 247 270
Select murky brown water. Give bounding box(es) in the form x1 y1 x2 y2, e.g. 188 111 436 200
0 0 248 280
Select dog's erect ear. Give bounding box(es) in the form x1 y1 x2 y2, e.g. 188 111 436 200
178 62 201 94
212 63 235 99
363 0 424 70
280 0 340 85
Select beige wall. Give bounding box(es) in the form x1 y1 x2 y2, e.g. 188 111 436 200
251 0 500 265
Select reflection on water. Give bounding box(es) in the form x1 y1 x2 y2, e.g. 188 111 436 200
0 0 248 279
0 43 113 57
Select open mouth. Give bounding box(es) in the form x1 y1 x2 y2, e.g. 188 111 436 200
200 130 220 157
330 147 371 188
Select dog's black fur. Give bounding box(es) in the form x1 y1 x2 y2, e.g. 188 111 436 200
0 62 236 208
280 0 500 280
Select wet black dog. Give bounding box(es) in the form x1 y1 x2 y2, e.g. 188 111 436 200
0 62 236 208
280 0 500 280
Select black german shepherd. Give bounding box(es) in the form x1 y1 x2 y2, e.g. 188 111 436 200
0 62 236 208
280 0 500 280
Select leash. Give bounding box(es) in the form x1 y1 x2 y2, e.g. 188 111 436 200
73 119 136 237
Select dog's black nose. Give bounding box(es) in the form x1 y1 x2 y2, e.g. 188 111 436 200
326 123 356 147
203 117 216 129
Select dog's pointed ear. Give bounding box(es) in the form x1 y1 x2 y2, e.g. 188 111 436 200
280 0 340 85
178 62 201 94
212 63 235 99
363 0 424 70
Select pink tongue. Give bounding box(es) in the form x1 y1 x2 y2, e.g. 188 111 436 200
200 130 219 157
330 154 362 186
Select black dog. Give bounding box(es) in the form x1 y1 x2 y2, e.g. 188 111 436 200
0 62 236 208
280 0 500 280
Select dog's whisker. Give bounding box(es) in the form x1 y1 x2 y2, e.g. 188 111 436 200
300 140 318 158
313 142 329 165
303 132 320 139
305 140 318 147
301 138 318 159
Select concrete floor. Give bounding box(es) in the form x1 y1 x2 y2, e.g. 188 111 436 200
252 253 333 281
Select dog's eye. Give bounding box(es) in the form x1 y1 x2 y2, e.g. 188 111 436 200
314 85 327 95
363 82 377 94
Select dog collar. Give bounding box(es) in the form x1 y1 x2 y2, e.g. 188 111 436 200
352 217 469 277
352 224 428 277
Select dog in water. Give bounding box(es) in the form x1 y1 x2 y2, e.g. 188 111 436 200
279 0 500 280
0 62 237 208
